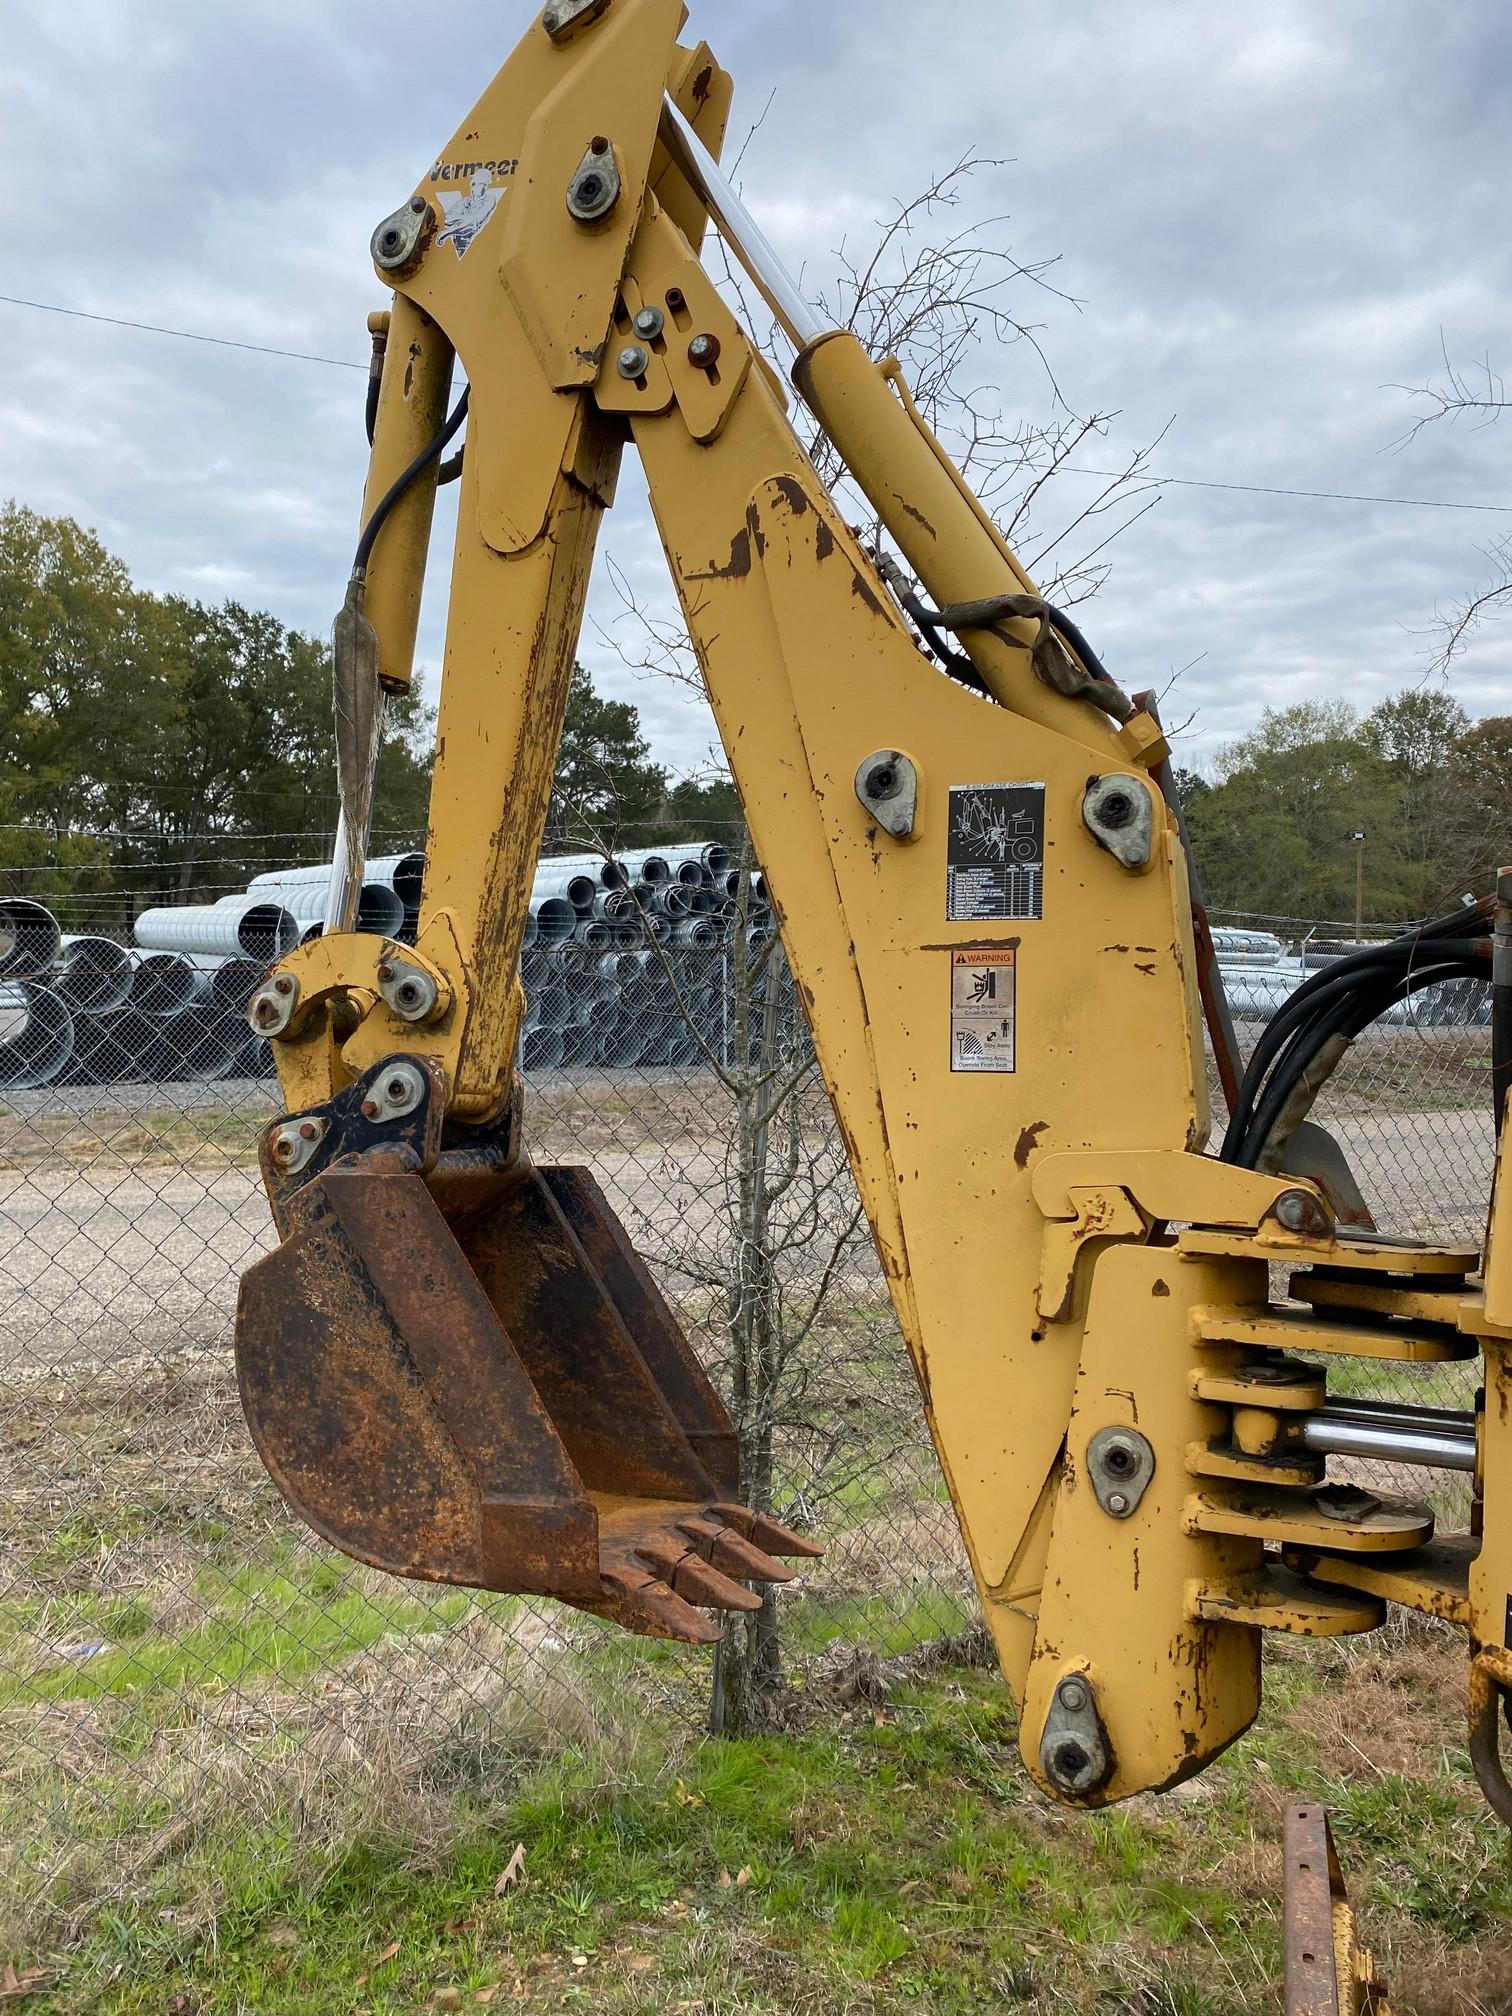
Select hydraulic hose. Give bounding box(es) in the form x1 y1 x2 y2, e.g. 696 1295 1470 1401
353 385 470 577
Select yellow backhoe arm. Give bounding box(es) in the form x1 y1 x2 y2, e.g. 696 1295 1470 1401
235 0 1512 1822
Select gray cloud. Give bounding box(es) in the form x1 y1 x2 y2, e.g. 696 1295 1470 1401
3 0 1510 785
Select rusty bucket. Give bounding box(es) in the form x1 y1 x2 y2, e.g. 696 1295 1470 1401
235 1056 816 1641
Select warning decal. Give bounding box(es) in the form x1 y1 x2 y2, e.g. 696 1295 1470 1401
946 783 1045 921
950 947 1017 1074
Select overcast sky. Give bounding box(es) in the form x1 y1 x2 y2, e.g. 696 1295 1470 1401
4 0 1510 783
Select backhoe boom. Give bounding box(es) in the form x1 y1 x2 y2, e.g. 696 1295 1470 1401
235 0 1512 1827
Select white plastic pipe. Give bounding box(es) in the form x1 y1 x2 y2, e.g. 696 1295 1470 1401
135 900 301 963
0 983 74 1087
54 935 135 1013
0 899 63 979
130 952 215 1015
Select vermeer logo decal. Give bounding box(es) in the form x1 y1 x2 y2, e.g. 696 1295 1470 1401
428 157 519 259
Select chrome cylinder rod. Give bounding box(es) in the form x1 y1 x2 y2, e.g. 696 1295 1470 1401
1301 1404 1477 1474
658 95 826 350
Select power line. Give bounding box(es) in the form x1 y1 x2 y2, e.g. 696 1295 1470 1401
7 288 1511 512
1073 466 1512 515
0 293 365 372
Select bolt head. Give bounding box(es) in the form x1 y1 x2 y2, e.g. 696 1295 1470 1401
1098 791 1134 829
688 333 720 367
253 1001 278 1030
273 1134 295 1160
387 1076 409 1100
409 197 426 214
590 134 610 155
1057 1677 1089 1714
376 962 394 982
361 1098 379 1119
633 307 663 339
273 975 294 996
617 345 650 379
1107 1491 1130 1515
298 1121 319 1141
1274 1188 1330 1237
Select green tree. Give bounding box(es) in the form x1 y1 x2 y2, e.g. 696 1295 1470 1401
1444 715 1512 891
0 501 433 909
546 661 667 851
1362 688 1472 914
1186 701 1418 920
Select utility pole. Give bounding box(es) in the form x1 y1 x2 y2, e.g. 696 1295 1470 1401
1352 830 1366 941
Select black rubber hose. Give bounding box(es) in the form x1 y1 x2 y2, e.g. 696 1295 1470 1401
1219 917 1490 1160
1237 958 1482 1167
1221 960 1407 1161
1045 605 1114 689
353 385 470 577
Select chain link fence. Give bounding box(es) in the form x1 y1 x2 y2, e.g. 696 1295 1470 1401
0 871 1493 1967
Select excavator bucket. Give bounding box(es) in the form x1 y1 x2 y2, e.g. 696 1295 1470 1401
235 1058 817 1642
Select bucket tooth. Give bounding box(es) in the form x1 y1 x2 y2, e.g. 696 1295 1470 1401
713 1502 824 1559
597 1564 726 1643
634 1541 764 1612
678 1514 796 1584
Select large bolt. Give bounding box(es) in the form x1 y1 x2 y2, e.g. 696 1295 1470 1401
1097 790 1135 830
633 306 664 340
1107 1491 1129 1515
1274 1188 1332 1238
865 761 900 801
273 975 294 996
617 344 650 380
1102 1442 1136 1478
298 1121 319 1142
253 999 280 1030
688 332 721 368
1057 1677 1089 1715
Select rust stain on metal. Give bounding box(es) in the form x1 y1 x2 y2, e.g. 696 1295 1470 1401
771 473 810 517
687 527 752 581
1014 1121 1049 1169
691 62 714 102
896 498 937 538
850 567 886 618
815 516 835 561
920 936 1021 952
1134 961 1157 976
1152 1278 1171 1297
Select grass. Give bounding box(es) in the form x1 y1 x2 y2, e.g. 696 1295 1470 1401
6 1630 1509 2016
6 1346 1508 2014
0 1103 268 1172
